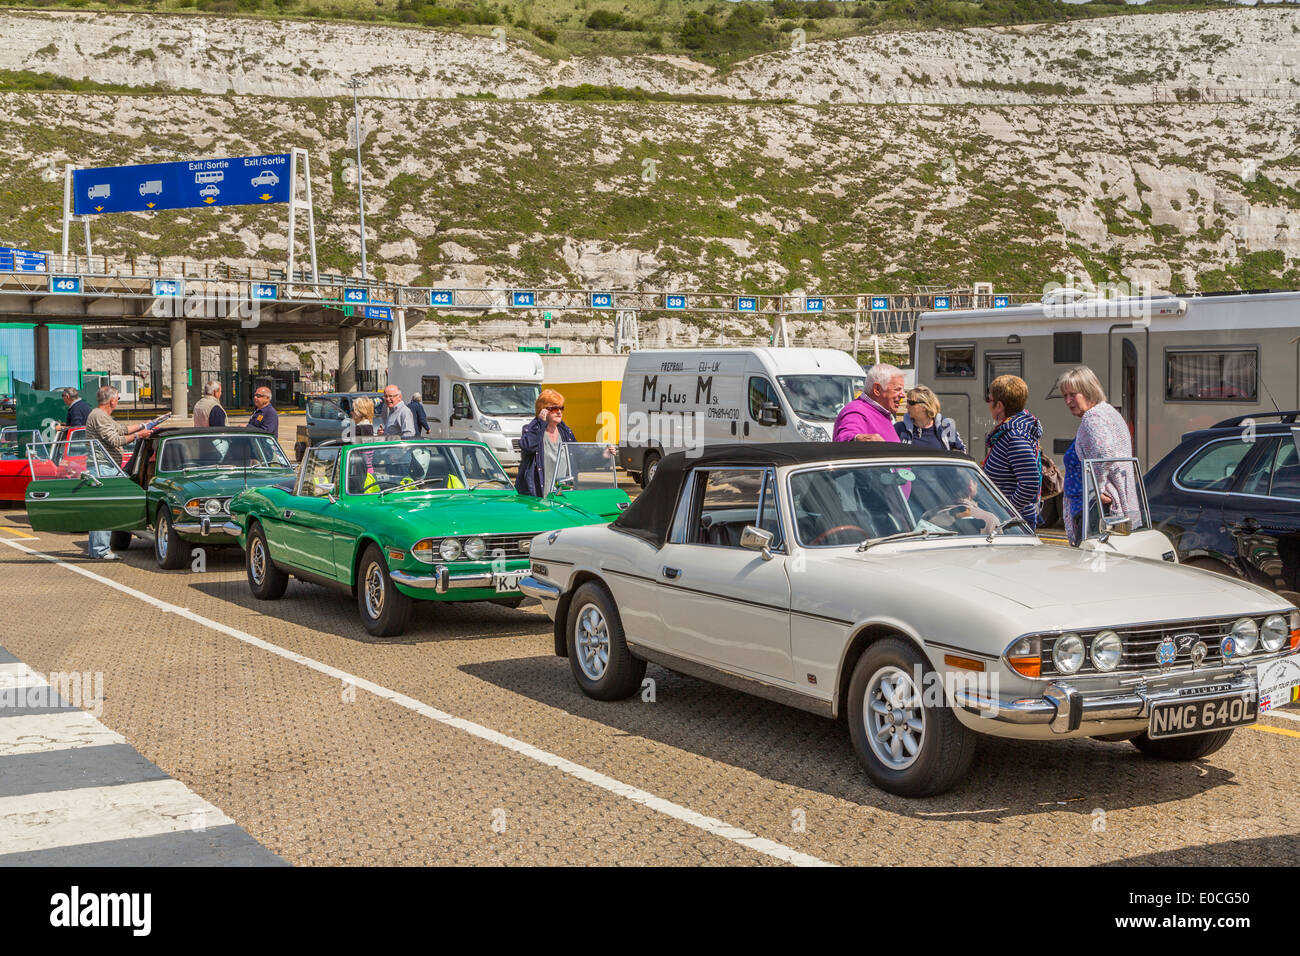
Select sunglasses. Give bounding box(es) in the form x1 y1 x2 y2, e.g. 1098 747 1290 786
545 405 565 412
906 400 925 406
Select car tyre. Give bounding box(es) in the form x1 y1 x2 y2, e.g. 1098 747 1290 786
357 543 412 637
566 581 645 700
109 530 132 552
154 507 188 570
640 451 660 489
847 637 976 797
1130 728 1234 761
246 522 289 600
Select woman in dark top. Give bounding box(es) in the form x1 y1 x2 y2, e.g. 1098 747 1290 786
895 386 966 453
516 389 576 496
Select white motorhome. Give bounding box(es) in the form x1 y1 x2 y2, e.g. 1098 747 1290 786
914 289 1300 474
618 347 865 486
388 350 544 467
109 374 141 404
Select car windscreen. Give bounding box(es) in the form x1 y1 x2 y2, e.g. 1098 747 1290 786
344 443 509 495
157 435 290 473
551 443 619 493
789 462 1031 547
469 383 541 417
777 375 865 422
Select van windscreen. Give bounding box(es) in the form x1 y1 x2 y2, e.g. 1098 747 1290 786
777 375 865 422
469 382 541 416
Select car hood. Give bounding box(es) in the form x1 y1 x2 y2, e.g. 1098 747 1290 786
155 468 296 497
366 490 611 536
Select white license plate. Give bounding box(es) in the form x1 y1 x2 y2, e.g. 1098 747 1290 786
494 572 524 593
1148 691 1258 739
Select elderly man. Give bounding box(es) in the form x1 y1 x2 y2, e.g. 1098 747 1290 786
83 385 154 559
246 386 278 435
833 363 905 443
61 387 92 429
376 385 416 439
193 381 227 428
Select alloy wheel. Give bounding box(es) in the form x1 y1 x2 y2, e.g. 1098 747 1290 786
864 665 926 770
364 562 386 619
250 537 266 585
575 602 610 680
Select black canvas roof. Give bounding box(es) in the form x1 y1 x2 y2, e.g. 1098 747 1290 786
611 442 969 548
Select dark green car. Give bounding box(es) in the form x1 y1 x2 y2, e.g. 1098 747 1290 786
229 438 629 636
25 428 297 568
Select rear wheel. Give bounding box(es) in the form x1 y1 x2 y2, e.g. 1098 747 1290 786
357 544 412 637
565 582 645 700
1131 729 1234 761
154 508 188 570
246 522 288 600
109 530 132 552
640 451 661 489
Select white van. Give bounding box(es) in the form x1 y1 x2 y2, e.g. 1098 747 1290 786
387 350 544 467
618 348 865 486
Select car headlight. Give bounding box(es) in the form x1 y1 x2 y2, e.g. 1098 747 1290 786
439 538 462 561
479 417 501 432
1090 630 1123 671
1053 633 1085 675
1005 636 1041 677
795 419 829 442
1260 614 1289 652
1230 617 1258 656
464 536 486 560
204 498 223 516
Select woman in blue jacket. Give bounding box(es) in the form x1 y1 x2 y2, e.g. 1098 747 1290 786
516 388 577 497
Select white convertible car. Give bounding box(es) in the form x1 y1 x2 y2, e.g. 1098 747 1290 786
521 443 1300 797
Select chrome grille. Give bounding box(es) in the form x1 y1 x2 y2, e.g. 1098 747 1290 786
427 533 533 560
1040 616 1243 676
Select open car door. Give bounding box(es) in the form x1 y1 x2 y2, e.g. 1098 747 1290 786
546 443 630 519
25 437 148 533
1077 456 1177 562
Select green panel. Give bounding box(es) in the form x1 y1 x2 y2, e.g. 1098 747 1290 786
546 487 628 520
14 379 66 436
26 475 148 532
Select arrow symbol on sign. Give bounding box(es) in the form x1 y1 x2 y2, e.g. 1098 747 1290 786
146 202 156 208
204 197 215 204
94 205 103 212
260 193 272 201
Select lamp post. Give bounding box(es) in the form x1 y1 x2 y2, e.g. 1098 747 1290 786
346 75 369 374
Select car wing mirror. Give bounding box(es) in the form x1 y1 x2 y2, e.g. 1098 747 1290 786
740 525 775 560
79 471 103 488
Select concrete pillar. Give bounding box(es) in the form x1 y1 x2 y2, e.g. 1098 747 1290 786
33 324 50 391
338 327 358 393
188 330 202 408
150 344 162 407
257 343 268 370
121 348 135 376
235 334 249 408
169 318 187 419
219 339 233 402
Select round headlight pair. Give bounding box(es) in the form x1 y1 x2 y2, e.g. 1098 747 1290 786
1052 631 1122 675
1261 615 1289 653
1230 617 1259 656
438 537 487 561
203 498 224 516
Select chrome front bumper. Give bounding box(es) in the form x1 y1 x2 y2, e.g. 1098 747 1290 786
173 519 241 537
954 669 1260 734
390 566 496 594
519 575 561 611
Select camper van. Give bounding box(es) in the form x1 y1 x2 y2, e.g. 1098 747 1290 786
387 350 544 467
618 347 865 486
915 289 1300 474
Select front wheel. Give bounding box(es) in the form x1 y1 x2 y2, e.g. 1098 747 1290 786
847 637 976 797
154 508 188 570
565 582 645 700
1131 728 1234 761
357 544 413 637
109 530 133 552
246 522 289 600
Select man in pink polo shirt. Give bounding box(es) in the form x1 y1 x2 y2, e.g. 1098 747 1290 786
833 364 905 442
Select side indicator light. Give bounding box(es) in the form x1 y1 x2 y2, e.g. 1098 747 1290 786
944 654 985 672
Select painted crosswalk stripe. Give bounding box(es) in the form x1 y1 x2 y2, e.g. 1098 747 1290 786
0 710 126 756
0 662 48 690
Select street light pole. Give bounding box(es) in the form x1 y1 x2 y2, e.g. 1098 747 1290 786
346 76 369 376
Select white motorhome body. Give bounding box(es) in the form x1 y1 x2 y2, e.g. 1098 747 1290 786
915 290 1300 471
109 374 141 404
618 347 865 485
387 350 544 466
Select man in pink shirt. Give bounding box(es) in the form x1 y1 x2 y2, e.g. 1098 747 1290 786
833 364 905 443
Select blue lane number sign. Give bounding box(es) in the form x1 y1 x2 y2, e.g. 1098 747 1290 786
993 295 1009 309
737 296 757 312
512 291 535 307
430 290 454 306
153 279 182 297
253 283 278 300
49 275 81 294
365 305 392 321
344 287 368 304
805 297 824 313
665 295 686 310
933 296 951 310
591 292 614 309
871 296 888 311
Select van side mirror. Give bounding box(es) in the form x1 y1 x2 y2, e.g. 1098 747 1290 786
758 403 783 427
452 404 471 422
740 525 774 560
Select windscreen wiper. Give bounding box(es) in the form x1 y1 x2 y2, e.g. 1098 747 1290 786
986 515 1033 542
857 528 957 551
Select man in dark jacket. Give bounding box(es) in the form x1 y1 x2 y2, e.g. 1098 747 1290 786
408 393 430 435
62 388 92 429
516 389 576 496
246 386 278 435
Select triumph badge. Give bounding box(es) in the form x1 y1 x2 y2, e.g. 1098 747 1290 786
1156 637 1178 668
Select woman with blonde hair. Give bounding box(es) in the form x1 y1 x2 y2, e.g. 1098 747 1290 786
895 385 966 452
516 387 576 496
1059 366 1137 545
350 395 375 438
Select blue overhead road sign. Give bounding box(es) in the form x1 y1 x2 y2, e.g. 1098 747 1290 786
870 296 888 311
665 295 686 310
805 297 824 313
737 296 757 312
0 247 47 273
512 291 535 307
933 296 951 310
591 292 614 309
253 283 278 300
993 295 1009 309
73 153 291 215
49 275 81 295
365 305 393 321
153 279 182 297
344 287 368 304
430 290 454 306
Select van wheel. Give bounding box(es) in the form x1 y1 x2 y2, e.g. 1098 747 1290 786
847 637 976 797
357 544 412 637
566 582 645 700
1131 729 1234 761
154 508 188 570
640 452 660 489
109 530 132 552
246 522 288 600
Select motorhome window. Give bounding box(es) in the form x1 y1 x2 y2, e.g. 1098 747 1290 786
421 376 440 405
1053 332 1083 364
1175 439 1254 492
469 383 541 417
984 352 1023 385
776 375 865 422
1165 348 1258 403
935 345 975 378
748 377 782 420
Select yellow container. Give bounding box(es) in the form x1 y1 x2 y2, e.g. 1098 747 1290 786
541 355 628 444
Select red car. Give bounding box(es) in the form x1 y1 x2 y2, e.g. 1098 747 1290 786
0 427 132 502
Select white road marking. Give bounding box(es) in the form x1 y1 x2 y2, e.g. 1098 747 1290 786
1262 706 1300 724
0 536 833 867
0 711 125 756
0 779 233 853
0 662 48 690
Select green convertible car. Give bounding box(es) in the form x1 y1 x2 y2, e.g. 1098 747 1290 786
230 438 630 636
25 428 297 568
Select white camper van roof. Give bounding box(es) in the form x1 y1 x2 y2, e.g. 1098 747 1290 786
626 347 861 375
409 350 545 379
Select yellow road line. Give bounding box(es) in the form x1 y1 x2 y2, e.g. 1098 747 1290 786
0 527 35 539
1250 723 1300 740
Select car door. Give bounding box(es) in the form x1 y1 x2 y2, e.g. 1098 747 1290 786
654 466 793 682
25 438 147 533
1167 434 1258 563
745 375 784 444
272 446 341 578
1226 432 1300 598
307 397 346 445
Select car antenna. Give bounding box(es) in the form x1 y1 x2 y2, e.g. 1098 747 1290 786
1260 377 1282 416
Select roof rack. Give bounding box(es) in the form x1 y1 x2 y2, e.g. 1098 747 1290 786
1211 411 1300 428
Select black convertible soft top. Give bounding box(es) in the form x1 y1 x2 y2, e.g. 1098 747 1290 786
611 442 970 548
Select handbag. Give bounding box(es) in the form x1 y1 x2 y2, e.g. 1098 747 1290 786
1038 448 1064 500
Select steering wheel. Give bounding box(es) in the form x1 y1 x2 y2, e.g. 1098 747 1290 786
809 524 870 546
471 478 512 490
